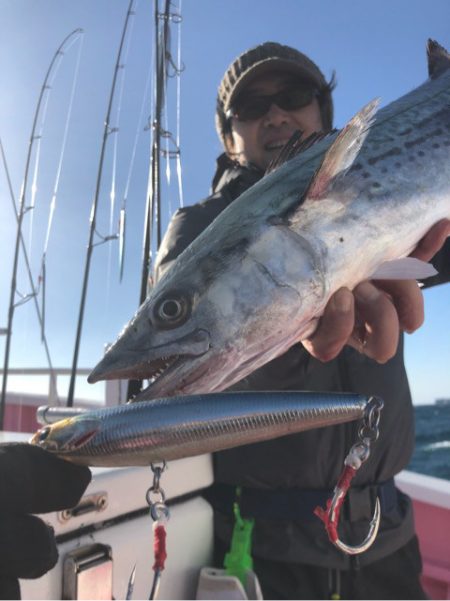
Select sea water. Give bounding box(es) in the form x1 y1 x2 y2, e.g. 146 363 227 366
409 404 450 481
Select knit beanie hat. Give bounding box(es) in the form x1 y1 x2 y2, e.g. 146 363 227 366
216 42 334 149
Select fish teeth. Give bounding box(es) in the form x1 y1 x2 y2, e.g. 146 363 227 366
149 355 179 381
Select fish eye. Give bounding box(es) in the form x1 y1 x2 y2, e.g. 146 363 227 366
159 299 183 319
154 292 190 328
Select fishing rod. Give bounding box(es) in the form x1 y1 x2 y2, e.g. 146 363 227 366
0 138 59 406
40 35 84 342
139 0 171 304
0 29 83 430
26 34 81 266
118 43 154 283
104 6 136 293
67 0 137 406
127 0 183 401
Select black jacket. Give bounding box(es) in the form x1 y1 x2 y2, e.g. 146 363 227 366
154 155 450 567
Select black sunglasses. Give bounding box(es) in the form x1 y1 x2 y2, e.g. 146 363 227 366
227 85 318 122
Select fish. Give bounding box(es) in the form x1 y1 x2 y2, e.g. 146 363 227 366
30 392 372 467
88 40 450 401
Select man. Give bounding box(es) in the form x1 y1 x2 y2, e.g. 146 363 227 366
155 42 450 599
3 42 447 601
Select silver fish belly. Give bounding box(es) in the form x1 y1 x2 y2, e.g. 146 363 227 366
30 392 372 467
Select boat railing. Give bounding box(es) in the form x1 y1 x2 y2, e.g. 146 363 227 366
0 366 129 409
0 367 92 406
1 366 130 432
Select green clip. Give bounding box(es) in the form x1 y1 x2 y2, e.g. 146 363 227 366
224 489 255 588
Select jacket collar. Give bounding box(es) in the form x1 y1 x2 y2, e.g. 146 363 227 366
211 153 264 199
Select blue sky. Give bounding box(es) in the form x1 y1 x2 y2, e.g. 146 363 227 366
0 0 449 405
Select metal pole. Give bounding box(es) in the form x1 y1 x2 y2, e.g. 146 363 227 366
157 0 171 248
0 29 82 429
127 0 172 401
67 0 136 406
138 0 171 304
139 0 159 304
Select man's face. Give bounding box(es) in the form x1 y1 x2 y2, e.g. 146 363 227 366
228 72 324 170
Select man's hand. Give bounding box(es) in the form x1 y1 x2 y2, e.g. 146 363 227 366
302 219 450 363
0 443 91 599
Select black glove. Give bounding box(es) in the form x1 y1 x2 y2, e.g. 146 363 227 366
0 443 91 600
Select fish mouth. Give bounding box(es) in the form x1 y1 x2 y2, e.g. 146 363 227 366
113 354 183 382
132 319 318 401
130 354 191 399
88 328 211 391
133 354 217 401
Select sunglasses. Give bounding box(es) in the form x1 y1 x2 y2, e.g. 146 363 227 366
227 85 318 122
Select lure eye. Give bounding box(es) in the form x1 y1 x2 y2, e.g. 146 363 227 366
38 427 51 443
30 426 58 451
154 292 190 328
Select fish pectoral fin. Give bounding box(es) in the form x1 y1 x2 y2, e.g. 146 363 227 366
370 257 438 280
304 98 380 202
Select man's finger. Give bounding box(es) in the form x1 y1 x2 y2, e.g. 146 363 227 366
348 282 399 363
0 515 58 579
0 576 20 600
0 444 91 514
374 279 424 333
302 287 354 361
411 219 450 262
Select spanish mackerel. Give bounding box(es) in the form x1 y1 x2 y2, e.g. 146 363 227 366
30 392 372 467
89 40 450 401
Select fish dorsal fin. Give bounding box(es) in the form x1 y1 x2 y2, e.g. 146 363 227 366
305 98 380 201
265 129 334 175
371 257 438 280
427 39 450 79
